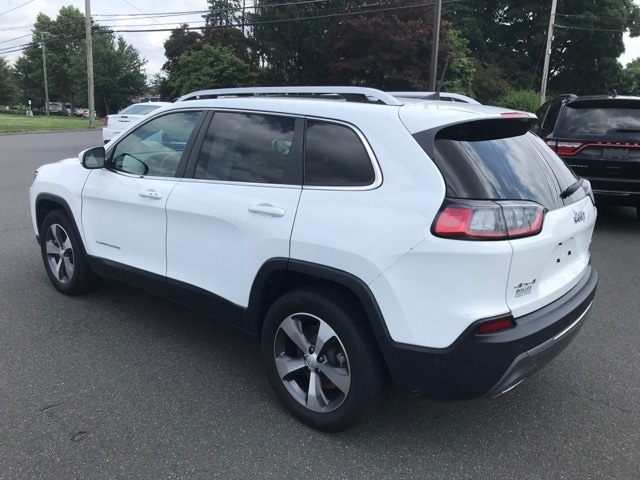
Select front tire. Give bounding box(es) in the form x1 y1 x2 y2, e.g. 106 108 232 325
261 286 386 432
40 210 97 295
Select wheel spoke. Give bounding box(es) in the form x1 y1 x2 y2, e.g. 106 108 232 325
62 255 74 279
275 355 306 380
306 370 327 411
54 257 64 281
318 363 350 395
52 225 65 248
279 315 311 352
45 240 59 256
315 321 337 354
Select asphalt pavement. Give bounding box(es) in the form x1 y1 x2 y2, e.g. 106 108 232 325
0 131 638 479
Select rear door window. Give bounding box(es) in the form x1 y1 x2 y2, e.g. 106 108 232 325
195 112 297 184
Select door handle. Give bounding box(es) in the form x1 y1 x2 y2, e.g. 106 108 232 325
139 190 163 199
248 204 286 217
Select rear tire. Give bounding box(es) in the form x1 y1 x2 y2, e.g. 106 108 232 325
40 210 98 295
261 286 386 432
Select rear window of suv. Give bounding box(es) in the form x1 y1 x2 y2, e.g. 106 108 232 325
556 100 640 137
414 119 584 209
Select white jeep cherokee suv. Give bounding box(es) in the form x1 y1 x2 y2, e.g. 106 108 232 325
30 87 598 432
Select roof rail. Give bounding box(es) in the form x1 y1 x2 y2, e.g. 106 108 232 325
389 91 480 105
175 86 403 106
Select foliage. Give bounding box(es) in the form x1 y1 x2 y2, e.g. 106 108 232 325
205 0 241 27
440 29 476 97
91 30 148 115
493 89 540 112
0 57 20 106
472 62 513 104
446 0 640 97
322 0 443 89
168 44 256 96
618 58 640 95
13 7 147 116
249 0 349 84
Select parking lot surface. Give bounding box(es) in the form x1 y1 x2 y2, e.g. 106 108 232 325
1 131 638 479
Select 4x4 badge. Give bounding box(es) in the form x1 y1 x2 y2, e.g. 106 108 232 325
573 210 586 224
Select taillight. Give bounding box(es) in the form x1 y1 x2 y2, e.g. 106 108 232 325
103 117 108 127
555 141 583 156
432 199 546 241
475 315 515 335
582 179 596 205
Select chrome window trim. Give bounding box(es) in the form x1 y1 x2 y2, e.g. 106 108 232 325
301 116 383 191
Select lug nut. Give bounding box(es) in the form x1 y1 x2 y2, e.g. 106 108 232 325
318 356 325 363
309 346 315 354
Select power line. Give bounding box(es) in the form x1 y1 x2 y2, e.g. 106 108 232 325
109 0 463 33
555 24 626 33
121 0 163 25
0 0 34 17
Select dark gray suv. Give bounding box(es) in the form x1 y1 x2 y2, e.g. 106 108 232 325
534 94 640 219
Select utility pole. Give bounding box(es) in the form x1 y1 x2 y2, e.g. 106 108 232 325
540 0 558 106
41 33 50 116
85 0 95 127
429 0 443 91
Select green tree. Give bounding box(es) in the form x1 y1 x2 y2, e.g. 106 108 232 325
0 57 20 106
91 30 148 115
249 0 349 84
441 29 476 97
494 89 540 112
447 0 640 97
13 8 147 115
323 0 445 89
14 7 87 109
168 44 256 95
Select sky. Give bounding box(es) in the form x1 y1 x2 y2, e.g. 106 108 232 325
0 0 208 78
2 0 640 79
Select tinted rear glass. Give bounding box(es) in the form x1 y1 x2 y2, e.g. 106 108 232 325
556 100 640 137
415 122 566 209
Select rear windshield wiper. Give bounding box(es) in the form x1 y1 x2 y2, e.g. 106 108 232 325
560 178 584 199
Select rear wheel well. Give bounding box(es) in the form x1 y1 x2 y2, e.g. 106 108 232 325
249 266 388 372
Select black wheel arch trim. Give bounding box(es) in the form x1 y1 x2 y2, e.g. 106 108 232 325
34 193 85 252
245 258 392 340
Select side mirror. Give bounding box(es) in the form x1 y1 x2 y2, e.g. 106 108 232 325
80 147 105 169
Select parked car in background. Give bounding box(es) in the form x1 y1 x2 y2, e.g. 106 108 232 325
30 87 597 431
534 94 640 219
102 102 172 143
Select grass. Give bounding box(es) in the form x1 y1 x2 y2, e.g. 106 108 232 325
0 114 99 133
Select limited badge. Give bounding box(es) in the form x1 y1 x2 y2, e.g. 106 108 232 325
514 279 536 298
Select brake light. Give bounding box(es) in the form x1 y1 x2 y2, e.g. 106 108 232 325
103 117 108 127
555 142 583 156
500 112 530 118
432 200 546 241
475 316 515 335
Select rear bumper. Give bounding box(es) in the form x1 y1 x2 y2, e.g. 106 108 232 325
377 265 598 399
584 177 640 206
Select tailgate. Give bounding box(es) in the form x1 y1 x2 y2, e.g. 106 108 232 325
506 196 596 317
